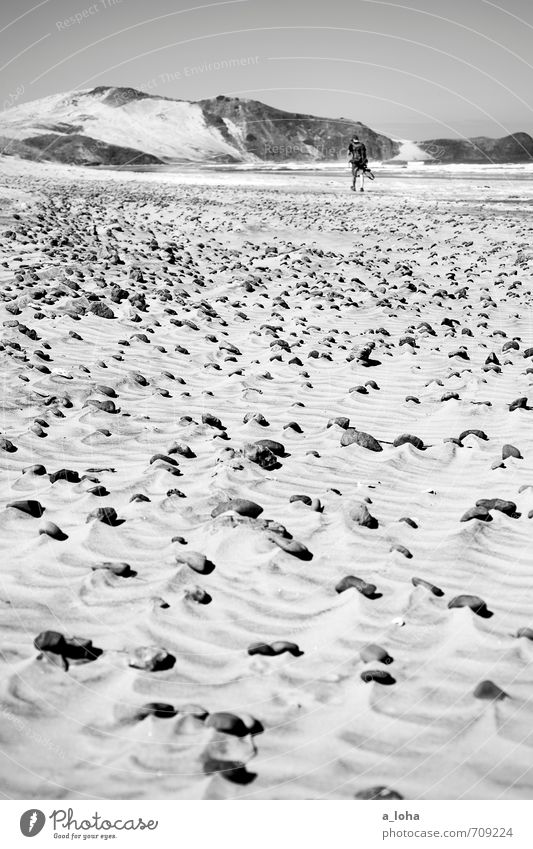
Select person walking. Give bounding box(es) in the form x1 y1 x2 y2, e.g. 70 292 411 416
348 133 368 192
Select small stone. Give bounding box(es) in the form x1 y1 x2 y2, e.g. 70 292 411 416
90 302 115 319
176 551 216 575
86 507 122 526
509 397 528 411
94 562 135 577
137 702 177 719
23 464 47 475
327 416 350 429
39 521 68 541
473 680 508 701
205 712 259 737
349 503 378 529
411 577 444 596
184 587 212 604
243 443 278 469
341 428 382 451
49 468 80 484
289 494 312 506
502 444 522 460
391 544 412 558
361 670 396 685
460 506 492 522
448 595 491 617
459 429 488 442
211 499 263 519
399 517 418 528
360 644 393 664
393 434 425 450
168 442 196 458
202 413 225 430
128 647 175 671
253 439 285 456
7 500 45 518
248 641 303 657
335 576 378 597
271 536 313 560
475 498 518 517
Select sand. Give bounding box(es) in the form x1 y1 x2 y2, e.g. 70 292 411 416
1 157 533 800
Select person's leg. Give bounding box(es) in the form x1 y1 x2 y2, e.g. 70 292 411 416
351 164 356 190
359 170 365 192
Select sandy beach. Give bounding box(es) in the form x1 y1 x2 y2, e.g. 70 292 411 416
1 158 533 801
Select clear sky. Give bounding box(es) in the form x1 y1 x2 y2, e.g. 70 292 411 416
1 0 532 140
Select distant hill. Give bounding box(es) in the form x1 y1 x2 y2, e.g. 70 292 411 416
0 86 397 167
418 132 533 164
0 87 530 168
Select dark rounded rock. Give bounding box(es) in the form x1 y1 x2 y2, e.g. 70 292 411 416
176 551 216 575
39 521 68 541
473 680 508 701
341 428 382 451
460 506 492 522
7 499 45 518
86 507 122 526
248 641 303 657
393 433 425 450
360 644 393 664
459 429 488 442
252 439 285 456
475 498 518 517
448 595 491 617
502 444 522 460
49 468 80 484
412 576 444 596
211 499 263 519
335 575 378 598
349 503 378 529
90 302 115 319
361 670 396 685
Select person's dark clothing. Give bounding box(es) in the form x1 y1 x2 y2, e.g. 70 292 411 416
348 140 368 168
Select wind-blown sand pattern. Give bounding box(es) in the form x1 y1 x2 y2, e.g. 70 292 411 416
1 160 533 800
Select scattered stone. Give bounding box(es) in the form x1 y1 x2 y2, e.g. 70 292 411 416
176 551 216 575
39 521 68 541
473 680 508 701
211 499 263 519
360 644 393 664
128 647 175 671
335 576 379 598
361 670 396 685
90 302 115 319
448 595 492 617
86 507 122 526
341 428 382 451
393 433 425 450
502 444 522 460
7 500 45 518
412 577 444 596
475 498 518 517
248 641 303 657
349 503 378 529
460 506 492 522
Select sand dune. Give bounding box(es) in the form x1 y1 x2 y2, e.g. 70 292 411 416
1 158 533 800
